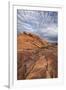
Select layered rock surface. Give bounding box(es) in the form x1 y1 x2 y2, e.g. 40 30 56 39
17 32 58 80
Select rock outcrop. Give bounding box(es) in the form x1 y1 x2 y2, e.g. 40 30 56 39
17 32 58 80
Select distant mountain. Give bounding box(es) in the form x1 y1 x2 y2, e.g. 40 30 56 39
17 32 58 80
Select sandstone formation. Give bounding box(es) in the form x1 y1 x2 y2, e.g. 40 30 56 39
17 32 58 80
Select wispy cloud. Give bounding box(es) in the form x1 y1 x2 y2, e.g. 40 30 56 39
17 10 58 43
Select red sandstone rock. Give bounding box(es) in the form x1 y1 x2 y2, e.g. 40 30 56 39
17 32 58 80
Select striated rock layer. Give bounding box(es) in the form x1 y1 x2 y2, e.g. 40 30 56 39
17 32 58 80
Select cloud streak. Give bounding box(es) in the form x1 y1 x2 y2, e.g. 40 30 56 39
17 10 58 43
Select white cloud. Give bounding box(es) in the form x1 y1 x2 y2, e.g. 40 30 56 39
17 10 58 43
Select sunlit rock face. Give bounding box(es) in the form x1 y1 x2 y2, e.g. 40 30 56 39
17 32 58 80
17 10 58 43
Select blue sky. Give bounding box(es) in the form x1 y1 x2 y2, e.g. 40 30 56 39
17 10 58 43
